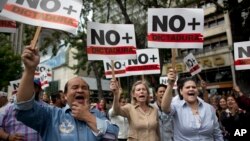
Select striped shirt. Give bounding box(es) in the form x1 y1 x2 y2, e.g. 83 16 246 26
0 102 42 141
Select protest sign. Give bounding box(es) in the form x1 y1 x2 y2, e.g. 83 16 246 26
0 0 82 34
234 41 250 70
148 8 204 49
183 53 202 76
87 22 137 60
126 49 160 75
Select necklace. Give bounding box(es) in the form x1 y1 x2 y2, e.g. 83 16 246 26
192 108 199 115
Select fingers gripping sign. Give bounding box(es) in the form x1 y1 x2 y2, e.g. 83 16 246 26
22 46 40 71
167 68 177 86
110 79 119 95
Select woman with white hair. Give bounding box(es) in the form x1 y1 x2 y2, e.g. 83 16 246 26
110 80 160 141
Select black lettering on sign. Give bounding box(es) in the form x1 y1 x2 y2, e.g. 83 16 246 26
40 0 60 12
138 54 148 64
106 30 120 45
16 0 39 9
152 15 185 32
128 59 138 65
106 62 123 70
152 16 168 32
122 33 132 44
39 66 46 72
188 18 200 30
185 58 196 68
13 83 19 90
150 55 157 62
91 29 105 45
238 46 250 58
169 15 185 32
161 78 167 84
91 29 121 45
16 0 61 12
16 0 77 15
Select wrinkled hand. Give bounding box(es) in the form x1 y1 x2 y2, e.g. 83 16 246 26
9 133 25 141
21 46 40 71
110 79 119 95
71 101 90 121
167 68 176 86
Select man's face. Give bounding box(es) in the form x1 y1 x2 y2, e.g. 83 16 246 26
155 86 166 105
65 77 90 107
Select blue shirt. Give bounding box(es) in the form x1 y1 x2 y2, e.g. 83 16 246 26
15 97 119 141
151 102 173 141
169 98 223 141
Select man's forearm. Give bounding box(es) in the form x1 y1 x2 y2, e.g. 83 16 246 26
16 70 35 102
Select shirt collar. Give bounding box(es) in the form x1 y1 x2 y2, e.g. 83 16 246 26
133 103 154 109
62 104 96 114
181 97 204 107
62 104 71 113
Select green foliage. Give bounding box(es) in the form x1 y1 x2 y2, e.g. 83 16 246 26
0 33 22 90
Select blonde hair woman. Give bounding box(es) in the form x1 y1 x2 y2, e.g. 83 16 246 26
110 80 160 141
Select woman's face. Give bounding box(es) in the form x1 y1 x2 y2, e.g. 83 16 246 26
99 99 105 109
227 96 236 108
180 80 198 103
133 84 148 103
219 98 227 109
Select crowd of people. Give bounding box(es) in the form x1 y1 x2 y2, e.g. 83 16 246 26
0 46 249 141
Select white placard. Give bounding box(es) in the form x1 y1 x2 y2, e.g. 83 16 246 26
40 71 49 90
0 16 16 33
0 0 82 34
103 60 129 78
234 41 250 70
87 22 137 60
148 8 204 49
35 64 52 81
9 79 20 93
126 49 160 75
159 76 177 89
183 53 201 75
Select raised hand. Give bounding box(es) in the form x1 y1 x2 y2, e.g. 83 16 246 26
167 68 176 86
200 80 207 89
110 79 119 95
21 46 40 71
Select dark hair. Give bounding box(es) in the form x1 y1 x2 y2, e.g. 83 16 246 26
51 91 61 104
119 95 126 102
63 78 90 94
155 84 167 93
177 77 197 100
